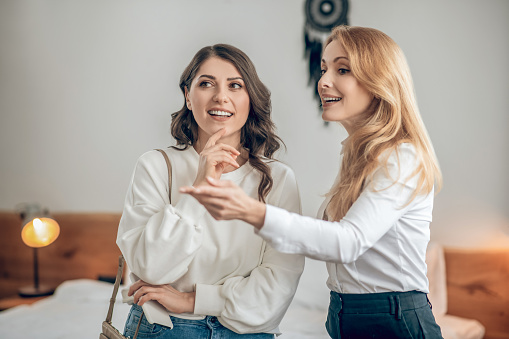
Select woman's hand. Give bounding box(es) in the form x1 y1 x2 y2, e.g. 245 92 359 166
180 177 267 230
194 128 241 187
128 280 195 314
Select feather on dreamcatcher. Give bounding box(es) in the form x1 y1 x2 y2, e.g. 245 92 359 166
304 0 349 114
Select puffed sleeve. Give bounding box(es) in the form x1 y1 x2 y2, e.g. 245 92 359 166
193 165 305 334
116 150 208 284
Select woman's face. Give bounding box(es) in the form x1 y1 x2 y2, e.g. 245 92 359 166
318 40 374 134
185 57 250 147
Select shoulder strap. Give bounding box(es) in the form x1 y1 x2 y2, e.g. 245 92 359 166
105 255 124 324
103 150 171 335
104 255 143 339
155 149 173 203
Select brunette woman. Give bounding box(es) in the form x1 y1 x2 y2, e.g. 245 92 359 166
117 44 304 338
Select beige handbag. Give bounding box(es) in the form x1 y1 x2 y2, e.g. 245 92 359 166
100 149 172 339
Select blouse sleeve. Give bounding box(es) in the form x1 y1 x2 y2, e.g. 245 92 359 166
193 166 305 334
116 150 208 284
258 145 428 263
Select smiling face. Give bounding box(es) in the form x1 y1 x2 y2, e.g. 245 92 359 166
185 57 250 148
318 40 374 134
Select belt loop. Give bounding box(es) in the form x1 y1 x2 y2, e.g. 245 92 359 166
426 294 433 309
395 295 402 320
389 296 395 315
337 294 343 339
337 294 343 313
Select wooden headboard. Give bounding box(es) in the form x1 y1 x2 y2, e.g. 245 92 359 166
0 211 122 299
445 248 509 339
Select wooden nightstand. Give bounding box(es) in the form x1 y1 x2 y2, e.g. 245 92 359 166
0 295 47 311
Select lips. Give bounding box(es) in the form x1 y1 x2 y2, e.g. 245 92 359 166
208 109 233 117
320 95 343 108
322 96 342 103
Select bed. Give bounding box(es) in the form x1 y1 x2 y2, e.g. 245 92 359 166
0 212 504 338
0 212 330 338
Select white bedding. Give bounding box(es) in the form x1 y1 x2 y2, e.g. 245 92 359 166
0 279 132 339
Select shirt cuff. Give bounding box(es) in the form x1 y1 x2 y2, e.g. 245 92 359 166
256 205 292 250
172 194 208 225
194 284 225 317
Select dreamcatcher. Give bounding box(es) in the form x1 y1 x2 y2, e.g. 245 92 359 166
304 0 349 112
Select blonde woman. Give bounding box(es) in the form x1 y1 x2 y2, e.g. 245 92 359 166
182 26 444 338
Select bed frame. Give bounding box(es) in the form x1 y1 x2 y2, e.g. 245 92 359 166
0 211 508 338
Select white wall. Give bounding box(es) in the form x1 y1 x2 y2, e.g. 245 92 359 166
1 0 508 249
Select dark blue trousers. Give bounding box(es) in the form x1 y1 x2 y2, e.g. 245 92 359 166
325 290 443 339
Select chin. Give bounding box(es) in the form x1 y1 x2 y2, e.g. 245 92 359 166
321 112 336 122
217 127 229 135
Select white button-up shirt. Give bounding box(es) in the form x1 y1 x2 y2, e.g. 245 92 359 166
258 143 433 294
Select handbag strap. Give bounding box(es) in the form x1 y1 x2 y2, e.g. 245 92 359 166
155 149 173 203
102 149 171 336
106 255 125 324
105 255 143 339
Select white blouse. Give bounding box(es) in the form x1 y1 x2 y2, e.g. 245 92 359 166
258 143 434 294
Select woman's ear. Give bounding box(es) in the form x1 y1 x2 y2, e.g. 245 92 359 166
184 86 192 110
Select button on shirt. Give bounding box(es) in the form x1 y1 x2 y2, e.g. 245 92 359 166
258 143 433 294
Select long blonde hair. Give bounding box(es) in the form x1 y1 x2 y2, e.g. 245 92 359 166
325 26 442 221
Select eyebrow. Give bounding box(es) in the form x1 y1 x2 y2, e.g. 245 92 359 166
321 56 349 63
198 74 244 81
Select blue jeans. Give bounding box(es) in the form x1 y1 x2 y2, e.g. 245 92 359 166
124 304 275 339
325 290 443 339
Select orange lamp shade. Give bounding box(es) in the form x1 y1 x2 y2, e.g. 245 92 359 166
21 217 60 248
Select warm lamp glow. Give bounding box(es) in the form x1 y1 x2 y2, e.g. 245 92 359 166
21 217 60 248
15 203 60 297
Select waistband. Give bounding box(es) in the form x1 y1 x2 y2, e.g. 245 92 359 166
329 290 429 318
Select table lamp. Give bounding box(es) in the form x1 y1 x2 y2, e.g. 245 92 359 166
18 203 60 297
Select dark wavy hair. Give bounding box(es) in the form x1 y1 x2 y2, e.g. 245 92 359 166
171 44 284 202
